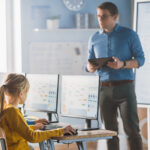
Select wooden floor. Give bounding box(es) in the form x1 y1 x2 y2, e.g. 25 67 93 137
35 141 97 150
34 142 148 150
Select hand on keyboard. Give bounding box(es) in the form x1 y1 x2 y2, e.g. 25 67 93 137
35 118 49 125
34 123 45 130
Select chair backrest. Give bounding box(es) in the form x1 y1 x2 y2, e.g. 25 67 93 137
0 128 7 150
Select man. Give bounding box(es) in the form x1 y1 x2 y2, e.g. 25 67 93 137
87 2 145 150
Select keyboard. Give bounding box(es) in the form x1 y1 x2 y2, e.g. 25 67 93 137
79 127 100 131
42 123 64 130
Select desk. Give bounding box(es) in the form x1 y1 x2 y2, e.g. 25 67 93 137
39 129 117 150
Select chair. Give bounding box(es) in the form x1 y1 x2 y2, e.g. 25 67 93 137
0 128 7 150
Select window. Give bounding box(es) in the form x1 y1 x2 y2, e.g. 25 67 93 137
0 0 22 72
0 0 7 72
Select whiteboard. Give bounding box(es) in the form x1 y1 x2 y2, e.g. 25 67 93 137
28 42 88 75
134 0 150 104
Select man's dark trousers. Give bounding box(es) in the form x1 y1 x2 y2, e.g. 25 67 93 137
100 82 143 150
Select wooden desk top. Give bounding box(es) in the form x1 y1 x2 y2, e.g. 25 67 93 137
52 129 117 140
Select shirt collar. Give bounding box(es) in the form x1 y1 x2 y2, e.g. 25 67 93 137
99 23 120 34
4 104 13 109
5 104 18 109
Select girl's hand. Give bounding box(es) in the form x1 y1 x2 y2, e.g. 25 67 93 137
34 123 44 130
35 118 49 125
63 125 76 135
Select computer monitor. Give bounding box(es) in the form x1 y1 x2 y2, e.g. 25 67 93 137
25 74 59 113
61 75 100 120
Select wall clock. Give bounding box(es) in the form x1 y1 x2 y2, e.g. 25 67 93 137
63 0 85 11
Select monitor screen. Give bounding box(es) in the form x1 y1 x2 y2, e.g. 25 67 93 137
61 75 100 119
25 74 59 112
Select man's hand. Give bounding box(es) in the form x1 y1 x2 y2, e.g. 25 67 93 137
35 118 49 125
87 62 99 73
107 57 123 69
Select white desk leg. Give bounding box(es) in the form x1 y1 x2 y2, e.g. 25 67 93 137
148 108 150 150
77 141 87 150
39 141 47 150
47 139 55 150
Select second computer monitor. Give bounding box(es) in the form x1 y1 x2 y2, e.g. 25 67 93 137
25 74 59 113
61 75 100 120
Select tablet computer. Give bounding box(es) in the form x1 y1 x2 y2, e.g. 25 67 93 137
88 57 114 68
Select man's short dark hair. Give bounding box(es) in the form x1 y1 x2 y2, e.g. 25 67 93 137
97 2 118 16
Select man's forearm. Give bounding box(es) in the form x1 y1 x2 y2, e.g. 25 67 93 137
123 59 139 69
87 63 97 73
87 66 96 73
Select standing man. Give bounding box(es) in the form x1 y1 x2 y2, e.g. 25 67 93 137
87 2 145 150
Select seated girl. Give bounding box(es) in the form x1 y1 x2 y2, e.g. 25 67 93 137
0 73 75 150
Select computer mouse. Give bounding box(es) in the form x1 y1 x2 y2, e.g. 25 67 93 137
64 133 71 136
64 129 78 136
74 129 78 135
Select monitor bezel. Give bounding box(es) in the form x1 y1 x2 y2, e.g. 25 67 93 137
60 75 100 120
25 73 59 113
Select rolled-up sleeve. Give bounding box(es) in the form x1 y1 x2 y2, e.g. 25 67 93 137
88 36 95 60
85 36 96 72
8 108 64 143
130 31 145 67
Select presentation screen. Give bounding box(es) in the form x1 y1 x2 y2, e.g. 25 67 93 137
61 75 99 119
134 0 150 104
25 74 59 112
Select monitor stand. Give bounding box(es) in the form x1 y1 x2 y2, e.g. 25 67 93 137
47 112 59 123
20 104 27 117
83 115 101 130
80 119 99 131
85 119 92 128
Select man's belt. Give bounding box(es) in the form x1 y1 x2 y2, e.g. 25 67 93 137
100 80 133 87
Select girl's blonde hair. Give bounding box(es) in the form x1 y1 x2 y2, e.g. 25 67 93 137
0 73 30 113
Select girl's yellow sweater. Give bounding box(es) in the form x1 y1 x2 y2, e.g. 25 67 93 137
0 104 64 150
